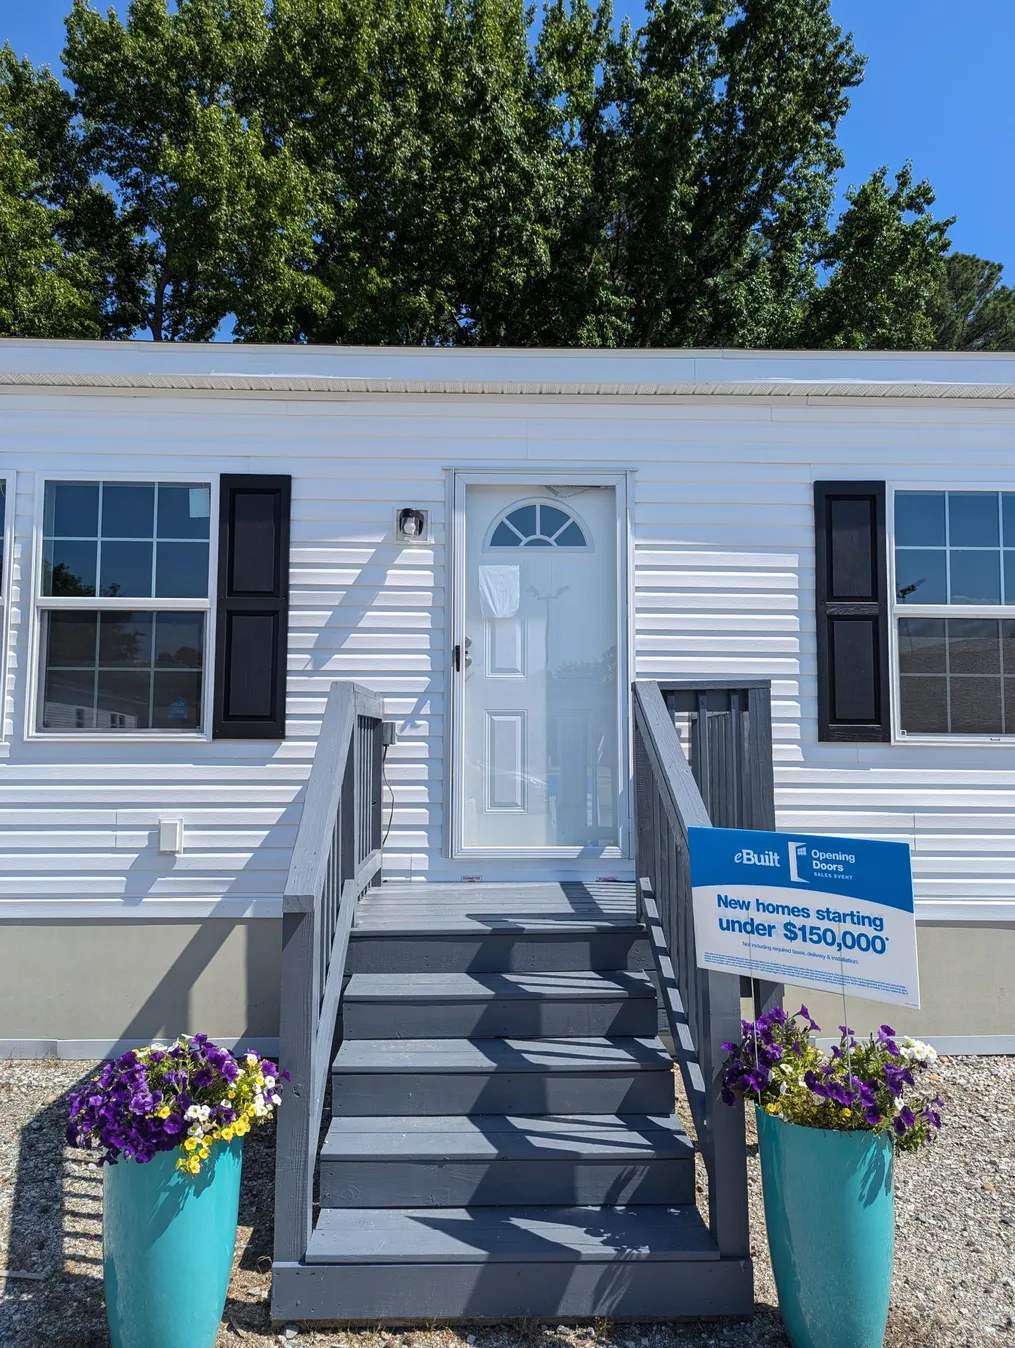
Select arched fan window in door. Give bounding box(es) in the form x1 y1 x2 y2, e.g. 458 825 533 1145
488 501 589 549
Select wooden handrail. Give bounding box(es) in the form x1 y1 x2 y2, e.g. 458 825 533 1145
633 679 780 1265
273 681 385 1276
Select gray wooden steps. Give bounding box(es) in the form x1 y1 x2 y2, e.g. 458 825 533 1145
275 881 748 1322
342 970 658 1038
332 1036 676 1116
319 1113 695 1207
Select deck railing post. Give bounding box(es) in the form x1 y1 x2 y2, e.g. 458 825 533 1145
273 905 319 1264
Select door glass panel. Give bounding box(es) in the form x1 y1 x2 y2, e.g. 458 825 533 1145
462 486 618 849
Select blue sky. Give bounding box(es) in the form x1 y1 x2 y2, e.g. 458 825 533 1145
5 0 1014 275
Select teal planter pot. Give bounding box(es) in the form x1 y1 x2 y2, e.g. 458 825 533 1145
103 1136 243 1348
756 1106 894 1348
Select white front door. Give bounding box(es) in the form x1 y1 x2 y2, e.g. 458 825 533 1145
457 483 620 852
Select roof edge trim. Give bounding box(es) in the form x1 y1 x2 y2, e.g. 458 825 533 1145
1 371 1014 399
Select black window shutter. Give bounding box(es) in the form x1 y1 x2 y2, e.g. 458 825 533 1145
814 481 891 742
213 475 291 738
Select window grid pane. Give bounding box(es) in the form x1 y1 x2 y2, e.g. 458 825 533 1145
42 481 210 600
899 617 1015 735
38 480 211 733
40 609 205 732
489 502 590 549
895 490 1015 605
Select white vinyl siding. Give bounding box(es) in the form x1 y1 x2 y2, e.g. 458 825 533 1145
0 368 1012 919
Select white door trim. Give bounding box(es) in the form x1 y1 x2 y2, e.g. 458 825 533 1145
448 468 634 860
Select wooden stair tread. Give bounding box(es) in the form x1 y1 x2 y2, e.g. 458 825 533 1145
332 1036 672 1074
306 1205 717 1264
343 970 655 1002
321 1113 692 1161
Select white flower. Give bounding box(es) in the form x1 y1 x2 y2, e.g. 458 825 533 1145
899 1037 937 1065
271 1093 282 1106
264 1075 275 1089
185 1105 201 1120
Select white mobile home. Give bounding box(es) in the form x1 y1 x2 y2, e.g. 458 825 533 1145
0 341 1014 1059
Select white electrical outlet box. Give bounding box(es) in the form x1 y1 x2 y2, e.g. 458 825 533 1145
158 818 185 855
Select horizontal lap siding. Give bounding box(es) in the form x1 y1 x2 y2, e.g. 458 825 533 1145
0 397 452 909
0 391 1013 912
627 400 1015 910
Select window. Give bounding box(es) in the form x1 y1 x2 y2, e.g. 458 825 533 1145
489 502 589 549
37 481 212 733
894 490 1015 736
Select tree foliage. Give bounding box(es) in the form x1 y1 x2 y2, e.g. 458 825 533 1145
929 252 1015 352
0 0 1012 349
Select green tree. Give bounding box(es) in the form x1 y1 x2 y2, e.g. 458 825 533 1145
929 252 1015 352
3 0 1013 351
0 45 104 337
800 165 952 350
608 0 864 348
256 0 556 345
63 0 328 341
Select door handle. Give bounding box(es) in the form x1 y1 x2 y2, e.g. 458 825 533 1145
453 638 473 672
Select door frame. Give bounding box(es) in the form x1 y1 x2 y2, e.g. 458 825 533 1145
448 468 634 861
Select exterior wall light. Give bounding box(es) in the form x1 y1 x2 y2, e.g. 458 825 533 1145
396 507 429 543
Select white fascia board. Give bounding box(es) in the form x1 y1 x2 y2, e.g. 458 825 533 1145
2 371 1015 400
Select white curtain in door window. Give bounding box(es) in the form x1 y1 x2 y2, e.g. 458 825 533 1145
478 565 520 618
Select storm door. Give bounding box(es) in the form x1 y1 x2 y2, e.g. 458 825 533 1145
456 483 621 852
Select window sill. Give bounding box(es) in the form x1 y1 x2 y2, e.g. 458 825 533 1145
23 732 212 745
893 733 1015 746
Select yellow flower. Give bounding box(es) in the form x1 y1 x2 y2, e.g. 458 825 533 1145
234 1118 250 1137
764 1103 779 1115
221 1126 234 1142
199 1148 210 1161
183 1137 198 1152
842 1108 852 1117
157 1105 171 1119
247 1106 257 1118
187 1157 201 1175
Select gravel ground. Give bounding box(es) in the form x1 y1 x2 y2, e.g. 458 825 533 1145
0 1055 1011 1347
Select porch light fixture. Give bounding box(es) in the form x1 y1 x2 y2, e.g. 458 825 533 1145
396 507 429 543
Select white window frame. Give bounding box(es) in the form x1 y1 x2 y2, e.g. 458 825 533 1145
889 482 1015 745
26 473 219 743
0 472 18 754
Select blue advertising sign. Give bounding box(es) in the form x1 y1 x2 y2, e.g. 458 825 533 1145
689 827 920 1008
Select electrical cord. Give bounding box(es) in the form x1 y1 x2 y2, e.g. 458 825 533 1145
381 742 395 848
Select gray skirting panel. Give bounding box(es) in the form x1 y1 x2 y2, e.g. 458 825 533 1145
0 1037 280 1061
4 1033 1013 1061
815 1034 1015 1056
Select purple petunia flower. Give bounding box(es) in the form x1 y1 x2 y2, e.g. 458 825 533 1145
66 1037 287 1167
